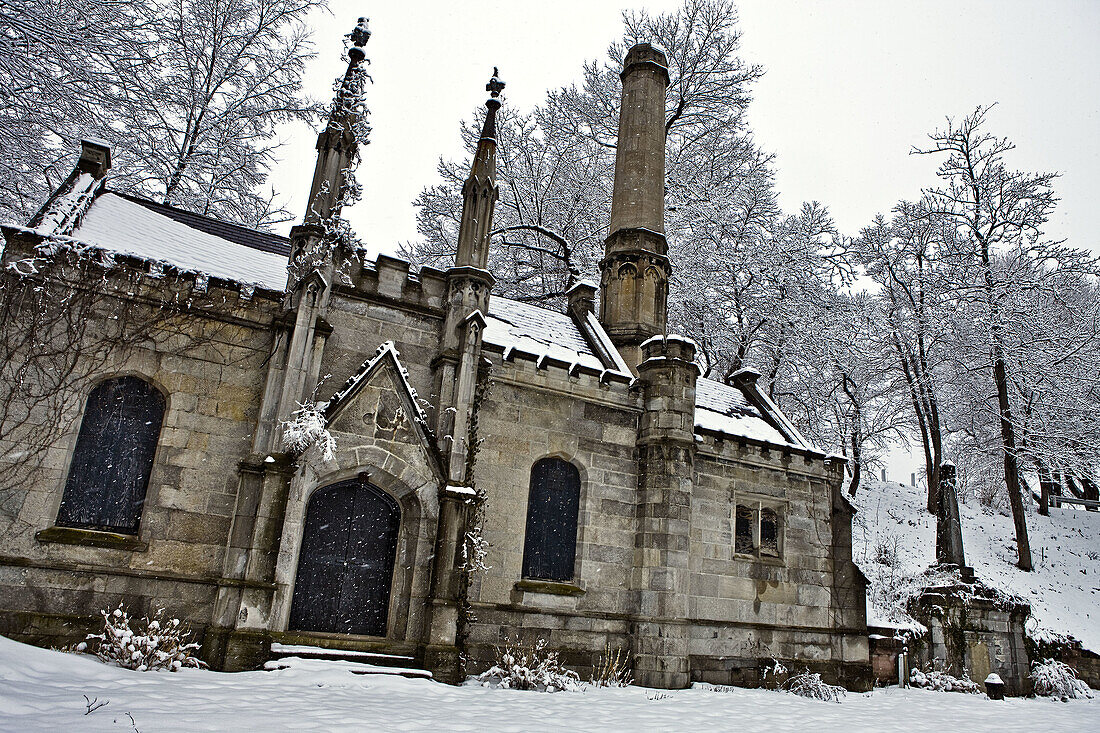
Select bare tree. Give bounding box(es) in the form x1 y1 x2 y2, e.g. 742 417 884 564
779 290 909 496
0 0 155 224
855 201 959 511
915 105 1062 571
0 0 324 229
404 0 766 308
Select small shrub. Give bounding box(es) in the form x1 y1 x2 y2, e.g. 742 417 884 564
909 667 981 693
1030 659 1092 700
783 671 846 703
476 638 580 692
872 535 900 567
763 658 790 689
79 604 206 672
591 643 632 688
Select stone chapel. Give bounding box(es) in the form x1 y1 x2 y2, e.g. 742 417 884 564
0 22 871 688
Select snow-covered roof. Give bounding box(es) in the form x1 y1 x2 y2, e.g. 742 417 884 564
484 298 607 372
695 377 801 447
30 186 810 450
68 192 289 291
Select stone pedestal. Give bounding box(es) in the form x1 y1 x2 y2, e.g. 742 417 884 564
910 584 1031 695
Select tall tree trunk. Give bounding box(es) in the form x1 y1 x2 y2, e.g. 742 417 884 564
842 371 863 496
981 241 1032 571
890 329 942 512
1037 460 1053 516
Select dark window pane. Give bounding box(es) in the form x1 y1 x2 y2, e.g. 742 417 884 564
57 377 165 534
735 504 755 555
290 479 399 637
761 508 779 557
521 458 581 582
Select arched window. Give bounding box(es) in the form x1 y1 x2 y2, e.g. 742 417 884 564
521 457 581 582
57 376 165 534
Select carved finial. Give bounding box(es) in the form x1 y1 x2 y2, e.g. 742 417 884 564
350 17 371 47
486 67 505 99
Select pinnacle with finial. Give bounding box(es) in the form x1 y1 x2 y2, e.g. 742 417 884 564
350 17 371 47
486 67 505 100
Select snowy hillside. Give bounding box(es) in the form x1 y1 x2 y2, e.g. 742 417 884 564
851 479 1100 651
0 636 1096 732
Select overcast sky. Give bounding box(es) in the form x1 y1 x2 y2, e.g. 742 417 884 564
269 0 1099 259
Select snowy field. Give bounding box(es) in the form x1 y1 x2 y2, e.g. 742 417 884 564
0 636 1096 733
852 479 1100 650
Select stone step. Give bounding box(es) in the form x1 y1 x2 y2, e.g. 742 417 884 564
268 642 432 679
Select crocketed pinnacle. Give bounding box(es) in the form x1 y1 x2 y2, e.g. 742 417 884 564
470 68 505 181
299 17 371 228
454 69 504 271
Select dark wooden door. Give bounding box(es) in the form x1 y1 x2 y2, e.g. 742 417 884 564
289 479 400 636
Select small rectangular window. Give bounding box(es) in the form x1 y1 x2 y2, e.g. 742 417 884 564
760 507 779 557
732 499 782 560
734 504 755 555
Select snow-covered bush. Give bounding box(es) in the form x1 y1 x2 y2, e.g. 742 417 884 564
79 604 205 672
591 643 631 688
909 667 981 693
783 671 846 702
872 534 901 568
1030 659 1092 700
281 401 336 460
476 638 580 692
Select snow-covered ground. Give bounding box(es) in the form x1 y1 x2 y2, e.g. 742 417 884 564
852 479 1100 650
0 636 1096 732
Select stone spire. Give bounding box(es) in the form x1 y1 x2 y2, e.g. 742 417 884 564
301 16 372 227
598 43 671 371
454 69 505 270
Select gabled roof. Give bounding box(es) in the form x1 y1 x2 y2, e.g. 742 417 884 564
325 341 429 428
695 377 809 449
484 299 605 372
324 341 445 483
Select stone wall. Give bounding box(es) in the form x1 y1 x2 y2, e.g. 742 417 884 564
0 233 278 654
911 586 1032 695
462 342 870 688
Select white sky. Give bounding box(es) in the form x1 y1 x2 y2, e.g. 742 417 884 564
268 0 1099 482
270 0 1099 258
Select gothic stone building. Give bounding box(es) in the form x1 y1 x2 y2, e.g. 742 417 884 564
0 34 870 689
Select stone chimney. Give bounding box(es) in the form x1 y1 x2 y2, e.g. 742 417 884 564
566 280 597 319
77 139 112 178
598 43 671 371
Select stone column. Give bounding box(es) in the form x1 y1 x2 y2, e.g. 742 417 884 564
599 43 671 371
632 335 698 688
935 462 966 567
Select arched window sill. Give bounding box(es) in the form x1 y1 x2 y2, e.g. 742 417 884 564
514 578 585 596
35 526 148 552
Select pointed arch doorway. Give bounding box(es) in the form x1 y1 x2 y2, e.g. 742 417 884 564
289 477 400 637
